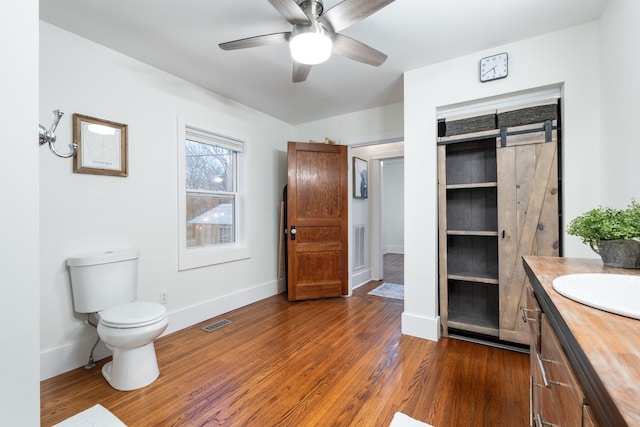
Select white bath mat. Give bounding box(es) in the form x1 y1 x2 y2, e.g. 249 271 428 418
368 282 404 300
389 412 434 427
53 404 127 427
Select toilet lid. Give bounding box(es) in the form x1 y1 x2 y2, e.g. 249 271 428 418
100 301 167 328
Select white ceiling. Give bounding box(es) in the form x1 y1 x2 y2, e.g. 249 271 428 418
40 0 609 125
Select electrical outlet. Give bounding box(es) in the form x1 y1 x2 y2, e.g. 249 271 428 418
160 290 168 305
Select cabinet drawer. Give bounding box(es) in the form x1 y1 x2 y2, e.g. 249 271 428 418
524 284 541 352
541 315 584 426
583 404 598 427
531 357 560 427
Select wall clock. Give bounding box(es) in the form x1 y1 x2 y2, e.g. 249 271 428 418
480 52 508 82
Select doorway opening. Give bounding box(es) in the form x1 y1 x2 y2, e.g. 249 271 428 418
350 142 404 290
381 157 404 285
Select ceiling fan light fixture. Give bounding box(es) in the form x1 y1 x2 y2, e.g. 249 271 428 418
289 23 333 65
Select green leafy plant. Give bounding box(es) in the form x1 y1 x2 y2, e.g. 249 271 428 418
567 199 640 247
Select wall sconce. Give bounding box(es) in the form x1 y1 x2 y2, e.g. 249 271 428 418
39 109 77 158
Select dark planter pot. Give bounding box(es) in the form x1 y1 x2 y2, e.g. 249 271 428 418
590 239 640 268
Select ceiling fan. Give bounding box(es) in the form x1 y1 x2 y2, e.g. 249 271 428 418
219 0 396 83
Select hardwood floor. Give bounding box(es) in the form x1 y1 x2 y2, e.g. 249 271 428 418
383 253 404 285
41 281 529 426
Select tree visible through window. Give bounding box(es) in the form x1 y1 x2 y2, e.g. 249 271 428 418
178 119 248 270
185 139 237 247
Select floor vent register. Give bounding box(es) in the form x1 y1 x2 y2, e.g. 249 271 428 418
202 319 232 333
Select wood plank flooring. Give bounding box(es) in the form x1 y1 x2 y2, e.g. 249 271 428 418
383 253 404 285
41 281 529 426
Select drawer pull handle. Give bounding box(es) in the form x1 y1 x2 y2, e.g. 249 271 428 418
536 352 551 388
520 306 540 323
535 352 562 388
535 414 558 426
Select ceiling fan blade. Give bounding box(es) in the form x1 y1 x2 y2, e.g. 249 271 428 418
268 0 312 25
292 62 312 83
332 33 387 66
219 32 291 50
320 0 395 32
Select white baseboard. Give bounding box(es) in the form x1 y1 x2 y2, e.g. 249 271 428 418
164 280 277 336
401 312 440 342
40 280 278 381
351 267 372 290
383 246 405 255
40 335 111 381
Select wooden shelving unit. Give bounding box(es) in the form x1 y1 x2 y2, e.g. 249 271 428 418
438 138 500 336
437 115 561 344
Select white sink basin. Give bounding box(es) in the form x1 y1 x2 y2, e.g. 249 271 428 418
552 274 640 320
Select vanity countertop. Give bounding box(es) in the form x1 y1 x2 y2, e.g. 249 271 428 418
523 256 640 427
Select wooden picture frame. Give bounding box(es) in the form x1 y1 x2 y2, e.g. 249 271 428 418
353 157 368 199
73 114 128 177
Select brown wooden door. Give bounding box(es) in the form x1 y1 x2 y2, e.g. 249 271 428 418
498 128 560 344
287 142 349 301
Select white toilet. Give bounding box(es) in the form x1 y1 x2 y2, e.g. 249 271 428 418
67 250 168 391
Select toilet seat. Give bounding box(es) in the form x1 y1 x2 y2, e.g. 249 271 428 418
100 301 167 329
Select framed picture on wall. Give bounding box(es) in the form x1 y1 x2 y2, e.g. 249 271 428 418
353 157 368 199
73 113 128 177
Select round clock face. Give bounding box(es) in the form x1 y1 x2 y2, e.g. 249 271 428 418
480 53 508 82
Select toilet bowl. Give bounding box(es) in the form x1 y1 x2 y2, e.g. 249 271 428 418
97 301 168 391
67 250 170 391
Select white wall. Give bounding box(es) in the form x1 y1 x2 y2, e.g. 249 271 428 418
39 22 293 379
600 0 640 207
382 157 404 254
0 1 40 424
295 103 404 144
404 22 603 341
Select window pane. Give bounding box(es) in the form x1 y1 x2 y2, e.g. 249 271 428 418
185 140 235 191
186 194 235 247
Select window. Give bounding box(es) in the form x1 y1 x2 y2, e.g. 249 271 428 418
185 140 236 247
178 118 249 270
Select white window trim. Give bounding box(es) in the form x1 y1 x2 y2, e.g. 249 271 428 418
177 116 250 270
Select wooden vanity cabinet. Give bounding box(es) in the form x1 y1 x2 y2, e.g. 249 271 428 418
583 405 598 427
525 286 544 423
524 256 640 426
526 283 598 427
540 314 584 425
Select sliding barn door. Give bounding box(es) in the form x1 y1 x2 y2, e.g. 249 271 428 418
287 142 349 301
498 133 559 344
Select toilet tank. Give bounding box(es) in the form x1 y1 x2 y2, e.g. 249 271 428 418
67 250 139 313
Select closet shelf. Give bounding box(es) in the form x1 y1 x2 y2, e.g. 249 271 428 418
448 272 499 285
446 182 497 190
447 315 499 337
447 230 498 236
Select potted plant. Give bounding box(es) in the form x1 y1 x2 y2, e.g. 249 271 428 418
567 199 640 268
